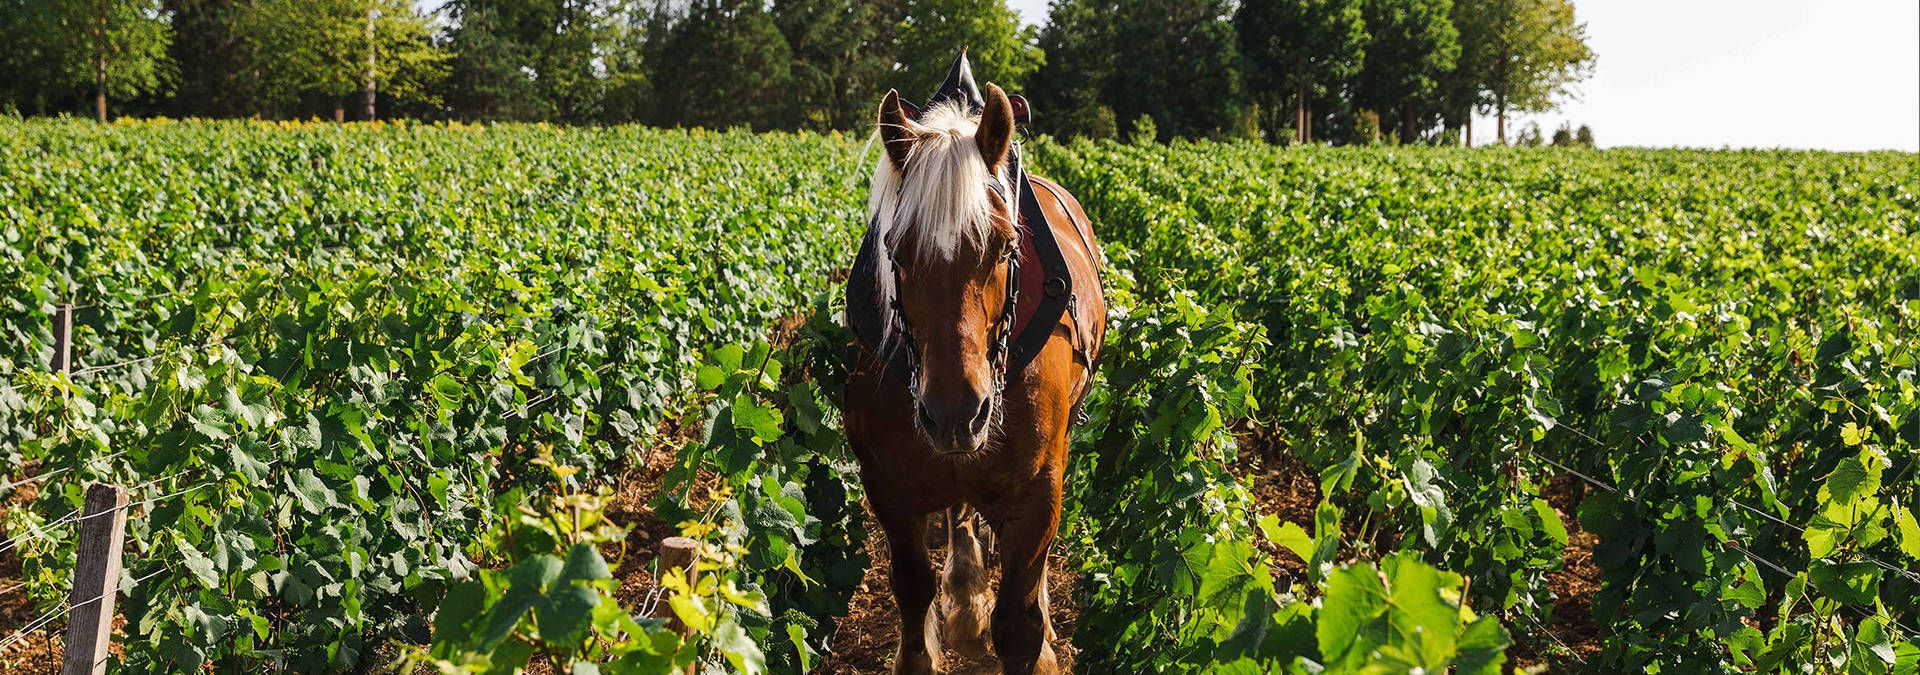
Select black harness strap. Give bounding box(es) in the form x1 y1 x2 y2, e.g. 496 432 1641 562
1005 149 1073 374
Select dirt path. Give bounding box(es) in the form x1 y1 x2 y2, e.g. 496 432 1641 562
814 507 1081 674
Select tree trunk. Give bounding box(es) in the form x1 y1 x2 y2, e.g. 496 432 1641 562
1402 103 1416 145
94 0 107 123
334 102 346 123
1295 82 1308 144
1496 93 1508 146
1465 116 1473 147
360 8 377 121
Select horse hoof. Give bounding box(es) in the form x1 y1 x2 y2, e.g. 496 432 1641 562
1036 641 1060 674
891 647 944 675
942 616 990 659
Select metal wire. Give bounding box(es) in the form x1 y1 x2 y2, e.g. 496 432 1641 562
1538 424 1920 637
0 450 132 494
0 566 169 653
1515 606 1588 665
0 508 82 558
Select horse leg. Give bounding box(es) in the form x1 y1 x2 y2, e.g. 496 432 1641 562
876 506 943 675
938 505 992 659
989 487 1062 675
1039 573 1056 642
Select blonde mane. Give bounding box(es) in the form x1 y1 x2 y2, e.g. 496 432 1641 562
867 101 1003 263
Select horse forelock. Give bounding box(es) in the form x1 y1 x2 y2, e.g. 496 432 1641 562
867 100 1004 265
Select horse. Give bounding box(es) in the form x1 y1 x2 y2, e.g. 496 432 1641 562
843 52 1106 675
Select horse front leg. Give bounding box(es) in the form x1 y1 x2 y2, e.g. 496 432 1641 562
988 483 1063 675
938 505 992 659
875 504 943 675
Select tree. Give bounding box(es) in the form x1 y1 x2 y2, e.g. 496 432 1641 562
166 0 267 118
1103 0 1243 140
1353 0 1457 143
1458 0 1593 144
0 0 173 121
1030 0 1242 141
1436 0 1490 144
892 0 1041 101
1235 0 1366 144
1513 119 1541 146
642 0 792 129
1574 123 1593 147
244 0 444 121
443 0 627 122
1027 0 1114 138
774 0 902 130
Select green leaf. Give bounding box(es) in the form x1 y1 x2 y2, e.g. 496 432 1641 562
183 603 228 645
1454 617 1511 675
712 620 766 675
538 583 599 647
1840 421 1867 446
1825 447 1886 505
786 621 815 672
289 469 337 515
179 540 220 589
695 364 727 390
1721 565 1767 610
1808 560 1882 606
1258 514 1314 565
1896 507 1920 559
483 556 562 648
1317 562 1389 670
732 394 785 444
560 543 612 582
434 580 488 642
713 344 745 371
1382 553 1462 666
1532 498 1568 547
1851 616 1897 667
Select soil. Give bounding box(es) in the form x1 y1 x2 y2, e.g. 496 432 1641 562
812 507 1081 674
1503 475 1605 670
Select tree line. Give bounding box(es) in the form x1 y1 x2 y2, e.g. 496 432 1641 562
0 0 1592 145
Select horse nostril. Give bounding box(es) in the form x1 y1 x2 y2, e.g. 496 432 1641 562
917 403 940 434
968 395 993 432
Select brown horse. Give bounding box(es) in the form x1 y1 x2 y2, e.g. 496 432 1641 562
843 74 1106 675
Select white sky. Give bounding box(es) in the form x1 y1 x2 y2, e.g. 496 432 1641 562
1006 0 1920 151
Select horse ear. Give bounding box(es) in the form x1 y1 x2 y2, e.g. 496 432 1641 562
878 89 914 170
977 84 1014 170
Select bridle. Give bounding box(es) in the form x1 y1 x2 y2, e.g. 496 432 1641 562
884 167 1024 410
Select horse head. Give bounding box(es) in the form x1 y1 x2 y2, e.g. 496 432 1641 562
867 80 1020 455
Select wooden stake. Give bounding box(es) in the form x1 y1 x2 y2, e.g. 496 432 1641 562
658 536 700 674
658 536 699 631
52 304 73 376
61 483 128 675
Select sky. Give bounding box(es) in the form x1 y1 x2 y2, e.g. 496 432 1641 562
1004 0 1920 151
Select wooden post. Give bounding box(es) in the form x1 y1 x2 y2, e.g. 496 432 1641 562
658 537 698 628
52 304 73 376
62 483 128 675
658 537 699 674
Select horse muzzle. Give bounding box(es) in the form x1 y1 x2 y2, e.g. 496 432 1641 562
916 391 994 454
